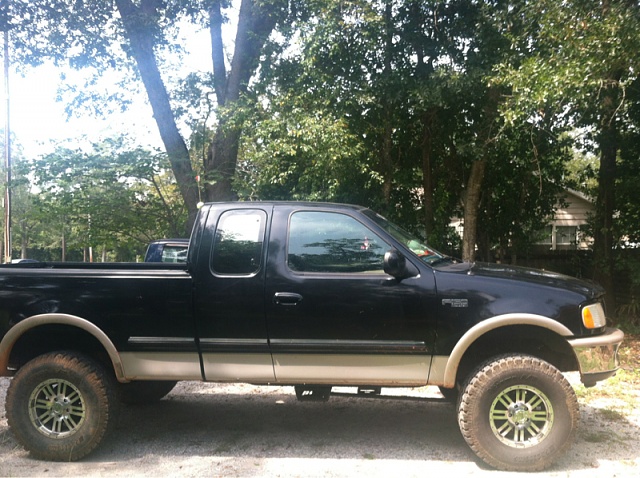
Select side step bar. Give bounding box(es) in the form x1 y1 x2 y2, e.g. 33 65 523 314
294 385 449 403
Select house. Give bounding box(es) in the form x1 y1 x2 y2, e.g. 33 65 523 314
536 189 594 250
447 188 594 252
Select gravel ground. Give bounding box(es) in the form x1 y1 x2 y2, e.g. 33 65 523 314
1 375 639 478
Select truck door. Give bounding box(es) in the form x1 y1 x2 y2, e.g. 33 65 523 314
193 206 275 382
265 206 438 386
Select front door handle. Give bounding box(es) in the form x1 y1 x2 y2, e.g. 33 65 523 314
273 292 303 306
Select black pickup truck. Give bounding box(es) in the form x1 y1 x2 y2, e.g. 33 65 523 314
0 201 623 471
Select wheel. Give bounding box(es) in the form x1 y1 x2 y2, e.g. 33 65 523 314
6 351 118 461
457 354 579 472
118 380 177 404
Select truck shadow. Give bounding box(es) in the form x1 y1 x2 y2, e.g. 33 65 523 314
93 382 640 472
115 385 465 457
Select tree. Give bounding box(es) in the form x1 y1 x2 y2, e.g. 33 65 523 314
204 0 287 202
250 0 555 262
29 139 186 260
497 0 640 305
5 0 287 231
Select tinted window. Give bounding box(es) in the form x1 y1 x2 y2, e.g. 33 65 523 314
287 211 388 273
211 210 266 275
161 245 188 263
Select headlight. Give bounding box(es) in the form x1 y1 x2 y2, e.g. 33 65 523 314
582 303 607 329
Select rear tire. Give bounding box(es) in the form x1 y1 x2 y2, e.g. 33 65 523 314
6 351 118 461
458 354 579 471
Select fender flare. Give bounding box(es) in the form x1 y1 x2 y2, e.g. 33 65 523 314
442 313 574 388
0 313 126 381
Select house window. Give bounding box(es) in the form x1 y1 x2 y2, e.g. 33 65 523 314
536 225 583 250
538 226 553 246
555 226 578 247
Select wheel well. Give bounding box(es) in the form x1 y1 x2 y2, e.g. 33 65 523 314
8 324 113 374
454 325 579 388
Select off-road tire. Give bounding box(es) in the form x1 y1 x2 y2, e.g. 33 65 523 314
6 351 118 461
458 354 579 472
118 380 177 404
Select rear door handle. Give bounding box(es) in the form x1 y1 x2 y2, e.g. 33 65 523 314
273 292 303 306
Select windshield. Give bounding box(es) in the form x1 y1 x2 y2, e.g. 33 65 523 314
363 209 452 265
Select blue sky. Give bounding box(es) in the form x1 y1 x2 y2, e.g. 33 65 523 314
4 63 161 158
1 16 224 160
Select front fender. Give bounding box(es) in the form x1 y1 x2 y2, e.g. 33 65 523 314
439 313 573 388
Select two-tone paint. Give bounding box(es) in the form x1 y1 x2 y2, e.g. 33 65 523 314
0 202 622 390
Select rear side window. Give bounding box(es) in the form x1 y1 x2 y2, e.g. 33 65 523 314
211 210 266 275
287 211 388 274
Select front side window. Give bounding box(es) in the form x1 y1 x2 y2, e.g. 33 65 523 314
287 211 388 274
211 210 266 275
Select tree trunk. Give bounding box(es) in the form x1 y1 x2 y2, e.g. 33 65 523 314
116 0 199 232
379 1 394 210
380 120 394 208
421 110 436 238
593 82 619 313
20 224 27 259
461 87 501 262
61 228 66 262
462 158 487 262
204 0 284 202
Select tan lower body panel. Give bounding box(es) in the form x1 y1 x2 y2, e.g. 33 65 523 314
272 353 431 386
201 353 276 382
120 352 202 381
119 351 437 387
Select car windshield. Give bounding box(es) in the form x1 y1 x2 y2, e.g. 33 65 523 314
363 209 452 265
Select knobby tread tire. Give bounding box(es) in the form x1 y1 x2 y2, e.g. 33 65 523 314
6 351 118 461
457 354 579 472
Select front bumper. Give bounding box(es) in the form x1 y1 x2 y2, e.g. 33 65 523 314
568 327 624 387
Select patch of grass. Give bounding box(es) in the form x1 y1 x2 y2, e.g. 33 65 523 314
0 429 11 445
574 333 640 409
573 336 640 423
582 431 611 443
362 453 376 460
597 408 627 422
213 433 245 454
581 430 627 447
575 370 635 400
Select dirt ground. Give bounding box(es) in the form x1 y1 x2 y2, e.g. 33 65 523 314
0 338 639 478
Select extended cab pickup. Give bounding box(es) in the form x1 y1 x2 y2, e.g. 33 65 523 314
0 202 623 471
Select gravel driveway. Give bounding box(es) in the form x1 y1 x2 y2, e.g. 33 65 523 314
1 376 639 477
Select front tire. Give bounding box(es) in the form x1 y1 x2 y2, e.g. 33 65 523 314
458 354 579 472
6 351 118 461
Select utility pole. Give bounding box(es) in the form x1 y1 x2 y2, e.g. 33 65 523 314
2 27 10 263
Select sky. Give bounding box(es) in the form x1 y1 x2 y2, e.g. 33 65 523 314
0 18 220 161
4 63 161 158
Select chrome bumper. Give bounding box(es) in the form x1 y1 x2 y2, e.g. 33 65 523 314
568 327 624 387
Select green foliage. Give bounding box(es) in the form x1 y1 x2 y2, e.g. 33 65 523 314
27 138 186 261
478 124 570 259
247 0 575 259
1 0 638 291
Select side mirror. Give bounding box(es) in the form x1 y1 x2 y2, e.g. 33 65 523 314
384 249 418 280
